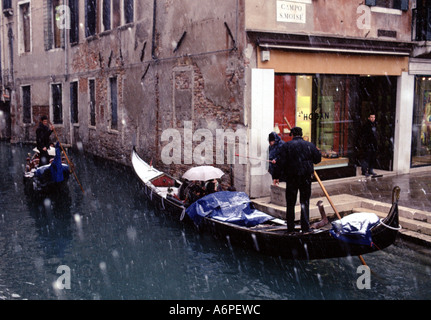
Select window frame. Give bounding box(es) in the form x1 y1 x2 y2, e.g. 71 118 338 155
22 85 32 124
18 0 32 54
51 82 64 125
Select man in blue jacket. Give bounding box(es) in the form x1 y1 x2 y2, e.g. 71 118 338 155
268 131 284 181
272 127 321 233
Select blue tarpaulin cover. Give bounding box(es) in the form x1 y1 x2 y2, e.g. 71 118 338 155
35 143 69 183
330 212 380 246
186 191 274 227
49 143 69 183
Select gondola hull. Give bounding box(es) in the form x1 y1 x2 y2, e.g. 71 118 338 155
131 148 400 260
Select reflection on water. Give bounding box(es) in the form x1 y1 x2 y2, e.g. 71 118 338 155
1 142 431 300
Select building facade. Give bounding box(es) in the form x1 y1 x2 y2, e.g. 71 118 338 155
0 0 430 198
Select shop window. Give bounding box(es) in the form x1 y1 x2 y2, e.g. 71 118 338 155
22 85 31 124
89 79 96 127
70 81 79 124
52 83 63 124
412 76 431 167
274 74 396 172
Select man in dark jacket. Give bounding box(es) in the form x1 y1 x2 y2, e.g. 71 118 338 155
360 113 379 177
36 115 53 165
268 131 284 180
272 127 321 233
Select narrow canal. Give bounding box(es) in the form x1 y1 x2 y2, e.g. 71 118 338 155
1 141 430 300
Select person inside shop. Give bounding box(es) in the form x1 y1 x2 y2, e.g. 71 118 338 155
36 115 54 165
272 127 321 233
267 131 284 182
360 113 380 178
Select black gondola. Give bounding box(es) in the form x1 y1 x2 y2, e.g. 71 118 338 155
131 147 401 260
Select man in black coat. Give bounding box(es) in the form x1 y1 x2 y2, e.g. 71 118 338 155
360 113 378 177
272 127 321 233
36 115 54 165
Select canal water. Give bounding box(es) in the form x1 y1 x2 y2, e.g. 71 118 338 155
1 141 431 301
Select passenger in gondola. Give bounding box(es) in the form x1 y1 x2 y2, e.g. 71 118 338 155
205 179 222 195
184 181 205 206
36 115 54 165
177 179 190 200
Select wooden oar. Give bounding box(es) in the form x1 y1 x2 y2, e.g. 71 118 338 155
313 170 368 267
50 123 85 194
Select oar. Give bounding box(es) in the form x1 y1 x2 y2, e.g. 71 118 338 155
50 123 85 194
313 170 368 267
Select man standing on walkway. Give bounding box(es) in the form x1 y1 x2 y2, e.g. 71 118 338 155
360 113 379 177
267 131 284 182
272 127 321 233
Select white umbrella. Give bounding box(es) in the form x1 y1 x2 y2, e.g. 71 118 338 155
182 166 224 181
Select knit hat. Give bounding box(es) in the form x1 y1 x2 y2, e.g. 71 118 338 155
268 132 276 142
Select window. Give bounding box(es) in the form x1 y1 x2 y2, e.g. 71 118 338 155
19 2 31 53
70 81 79 124
52 0 62 48
102 0 111 31
411 76 431 167
86 0 97 37
412 0 431 41
3 0 12 10
365 0 409 10
52 83 63 124
113 0 121 29
69 0 79 44
89 79 96 127
22 86 32 124
109 77 118 130
101 0 133 32
124 0 134 24
274 74 397 171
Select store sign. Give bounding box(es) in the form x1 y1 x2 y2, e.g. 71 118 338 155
277 1 306 24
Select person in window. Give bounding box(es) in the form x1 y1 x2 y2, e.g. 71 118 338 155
36 115 54 165
272 127 321 233
268 132 284 182
360 113 379 177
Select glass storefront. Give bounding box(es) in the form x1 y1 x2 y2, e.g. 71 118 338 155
412 76 431 167
274 74 397 176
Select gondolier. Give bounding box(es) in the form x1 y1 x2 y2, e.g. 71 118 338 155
272 127 321 233
36 115 54 165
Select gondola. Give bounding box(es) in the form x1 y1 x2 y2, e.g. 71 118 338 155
131 147 401 260
24 143 70 193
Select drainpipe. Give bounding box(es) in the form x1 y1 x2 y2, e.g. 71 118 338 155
151 0 157 60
